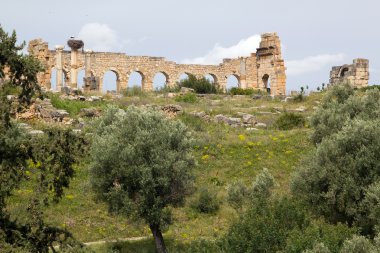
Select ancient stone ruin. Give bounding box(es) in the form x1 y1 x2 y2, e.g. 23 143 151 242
28 32 286 95
329 58 369 88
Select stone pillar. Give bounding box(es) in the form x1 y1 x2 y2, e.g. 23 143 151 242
55 45 64 91
84 49 93 79
67 39 84 89
70 49 78 88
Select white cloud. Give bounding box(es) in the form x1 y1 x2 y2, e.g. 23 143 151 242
287 54 345 76
77 23 125 52
182 35 261 65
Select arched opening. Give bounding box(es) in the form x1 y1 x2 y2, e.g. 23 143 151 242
340 67 349 77
205 73 217 84
103 71 118 93
50 68 57 91
77 69 85 89
179 73 190 82
226 74 240 91
128 71 144 91
262 74 270 94
153 72 168 91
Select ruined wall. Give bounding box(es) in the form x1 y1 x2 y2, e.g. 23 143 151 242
29 32 287 95
329 58 369 88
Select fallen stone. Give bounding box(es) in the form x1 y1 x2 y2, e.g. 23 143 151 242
29 130 44 135
80 108 101 117
255 122 267 128
246 127 259 131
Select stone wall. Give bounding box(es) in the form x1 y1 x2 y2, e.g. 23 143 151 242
329 58 369 88
28 33 287 95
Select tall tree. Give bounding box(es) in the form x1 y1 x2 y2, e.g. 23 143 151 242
90 106 195 253
0 25 87 252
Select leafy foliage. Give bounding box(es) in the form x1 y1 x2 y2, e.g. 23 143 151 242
310 83 380 144
275 112 306 130
179 74 221 94
222 197 308 253
284 220 356 253
192 187 220 214
228 87 262 95
0 26 88 252
227 180 248 210
292 119 380 230
174 93 197 103
89 106 195 253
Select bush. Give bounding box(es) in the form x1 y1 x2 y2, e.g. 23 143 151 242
179 74 221 94
227 180 248 210
192 187 220 214
174 93 197 103
222 197 308 253
292 119 380 234
228 87 262 95
284 220 356 253
122 86 145 97
275 112 306 130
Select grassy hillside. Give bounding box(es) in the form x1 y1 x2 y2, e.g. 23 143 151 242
7 92 322 251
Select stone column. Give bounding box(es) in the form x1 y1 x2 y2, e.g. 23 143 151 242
84 49 93 79
67 39 84 89
70 48 78 88
55 45 64 91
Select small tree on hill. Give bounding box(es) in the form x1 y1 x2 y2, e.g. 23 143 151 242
90 106 195 253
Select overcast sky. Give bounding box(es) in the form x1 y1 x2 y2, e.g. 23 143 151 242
1 0 379 92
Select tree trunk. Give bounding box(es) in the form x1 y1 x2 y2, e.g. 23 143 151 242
150 224 167 253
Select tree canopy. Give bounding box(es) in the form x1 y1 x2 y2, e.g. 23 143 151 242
90 106 195 253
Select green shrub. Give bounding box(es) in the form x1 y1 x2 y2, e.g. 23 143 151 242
275 112 306 130
179 74 221 94
228 87 262 95
154 85 180 93
122 86 145 97
222 197 308 253
192 187 220 214
174 93 197 103
284 220 356 253
227 180 248 210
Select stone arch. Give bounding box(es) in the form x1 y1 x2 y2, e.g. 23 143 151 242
226 74 240 91
77 67 85 89
178 72 192 81
50 67 58 91
262 74 271 94
153 71 169 90
205 73 218 84
339 66 349 77
127 70 146 90
100 68 122 93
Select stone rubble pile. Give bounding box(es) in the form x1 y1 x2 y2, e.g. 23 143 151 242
190 111 267 128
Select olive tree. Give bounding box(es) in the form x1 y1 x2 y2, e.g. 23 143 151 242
1 26 88 252
90 106 195 253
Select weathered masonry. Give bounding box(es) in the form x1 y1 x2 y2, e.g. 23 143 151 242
28 32 286 95
329 58 369 88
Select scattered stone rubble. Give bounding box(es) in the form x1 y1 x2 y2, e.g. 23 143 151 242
190 111 267 128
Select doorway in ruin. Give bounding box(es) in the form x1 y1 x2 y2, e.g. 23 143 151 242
340 67 349 77
128 71 144 91
226 74 240 92
262 74 270 94
77 69 85 89
102 71 118 93
205 73 218 84
153 72 169 91
50 68 58 91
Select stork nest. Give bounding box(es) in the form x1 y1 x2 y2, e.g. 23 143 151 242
67 40 84 50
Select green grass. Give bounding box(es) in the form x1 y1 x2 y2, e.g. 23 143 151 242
8 91 320 251
48 93 109 117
